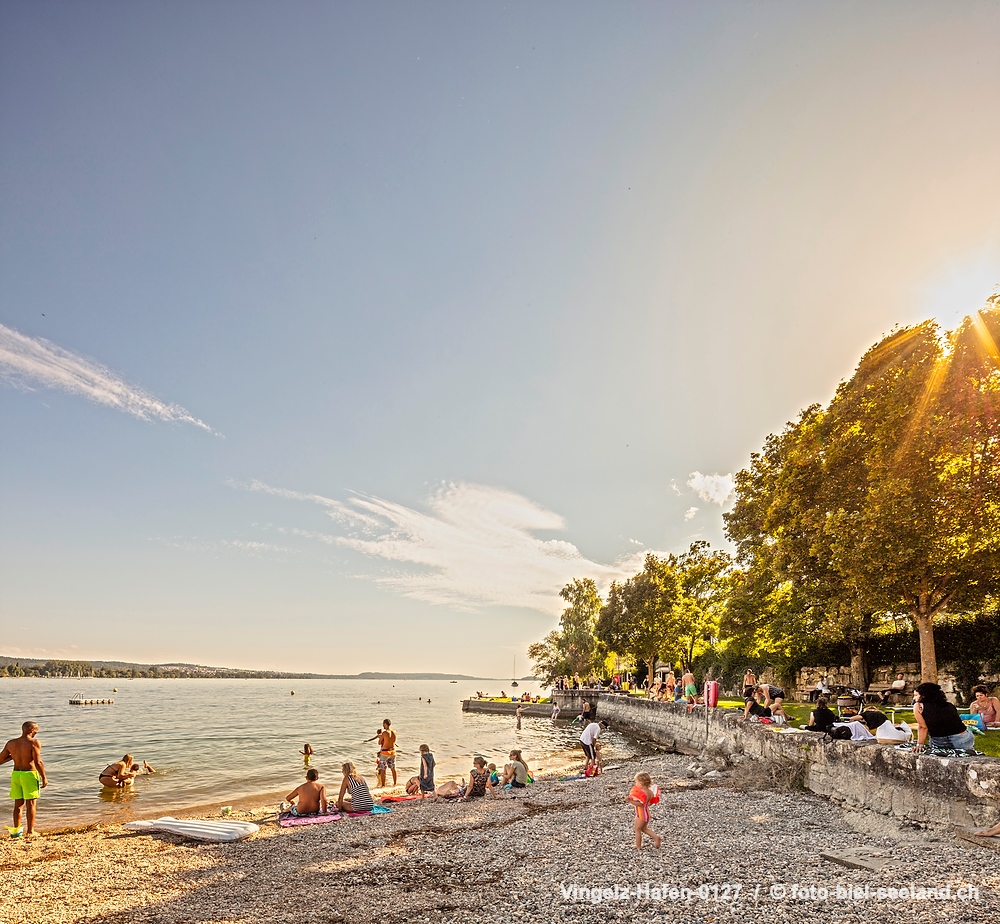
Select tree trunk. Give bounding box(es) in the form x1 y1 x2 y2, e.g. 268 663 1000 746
848 640 870 692
913 600 938 683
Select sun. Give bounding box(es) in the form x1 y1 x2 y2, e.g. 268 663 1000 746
918 250 1000 332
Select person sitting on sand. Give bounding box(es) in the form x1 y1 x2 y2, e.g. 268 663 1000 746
99 754 138 789
628 771 661 849
418 744 435 795
459 756 491 801
286 768 327 815
502 750 530 788
337 762 374 813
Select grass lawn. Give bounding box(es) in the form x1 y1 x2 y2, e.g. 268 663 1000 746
716 698 1000 758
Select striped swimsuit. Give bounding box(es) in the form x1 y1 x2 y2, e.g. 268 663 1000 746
347 775 374 813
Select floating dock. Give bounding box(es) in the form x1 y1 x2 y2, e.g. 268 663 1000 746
69 698 114 705
461 699 554 717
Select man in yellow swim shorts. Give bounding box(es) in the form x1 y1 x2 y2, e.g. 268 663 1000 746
1 721 47 837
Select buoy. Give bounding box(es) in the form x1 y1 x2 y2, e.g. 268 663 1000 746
290 691 295 696
113 688 118 693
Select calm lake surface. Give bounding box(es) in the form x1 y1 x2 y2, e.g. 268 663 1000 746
0 678 624 830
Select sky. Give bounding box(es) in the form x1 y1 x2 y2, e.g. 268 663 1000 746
2 1 999 676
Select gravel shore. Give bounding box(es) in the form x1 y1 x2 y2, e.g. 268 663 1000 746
1 752 996 924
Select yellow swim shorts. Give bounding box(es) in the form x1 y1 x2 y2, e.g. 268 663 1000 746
9 770 40 801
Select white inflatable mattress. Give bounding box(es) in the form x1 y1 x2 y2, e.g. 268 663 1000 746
124 816 258 842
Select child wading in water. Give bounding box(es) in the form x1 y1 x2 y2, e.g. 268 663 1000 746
627 771 661 849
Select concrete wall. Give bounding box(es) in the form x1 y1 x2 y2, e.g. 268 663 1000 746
554 691 1000 830
462 700 552 718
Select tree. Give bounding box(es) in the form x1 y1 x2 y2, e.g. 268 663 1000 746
726 302 1000 682
527 631 566 685
724 405 887 689
556 578 601 676
596 554 681 681
671 541 731 668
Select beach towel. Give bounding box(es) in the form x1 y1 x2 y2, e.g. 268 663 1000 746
346 805 393 817
380 794 428 803
278 812 342 827
960 713 987 733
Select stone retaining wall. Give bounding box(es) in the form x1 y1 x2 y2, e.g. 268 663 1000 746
554 691 1000 830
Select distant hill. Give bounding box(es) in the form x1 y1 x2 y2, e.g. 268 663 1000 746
0 655 510 680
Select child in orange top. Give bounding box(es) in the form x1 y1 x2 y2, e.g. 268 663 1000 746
627 771 662 849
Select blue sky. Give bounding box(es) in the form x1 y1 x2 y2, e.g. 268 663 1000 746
2 2 998 675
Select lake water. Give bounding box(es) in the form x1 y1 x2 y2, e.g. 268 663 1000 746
0 678 623 830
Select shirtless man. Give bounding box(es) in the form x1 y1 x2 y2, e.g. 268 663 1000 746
1 721 47 836
377 719 397 787
682 668 697 703
285 768 327 815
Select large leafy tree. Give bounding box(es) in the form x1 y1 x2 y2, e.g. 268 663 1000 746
527 631 566 685
596 554 681 681
724 405 886 689
556 578 602 676
527 578 603 683
670 541 731 668
727 301 1000 682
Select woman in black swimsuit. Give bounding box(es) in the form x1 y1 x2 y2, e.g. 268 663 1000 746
99 754 136 789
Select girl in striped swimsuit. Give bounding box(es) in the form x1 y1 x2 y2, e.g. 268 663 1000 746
337 762 374 813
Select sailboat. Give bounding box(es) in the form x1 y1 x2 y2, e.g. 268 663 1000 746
511 655 519 687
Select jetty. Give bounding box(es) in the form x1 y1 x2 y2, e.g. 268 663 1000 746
461 699 552 717
69 697 114 705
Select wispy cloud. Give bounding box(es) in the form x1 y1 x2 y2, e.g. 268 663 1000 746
687 472 735 506
684 506 699 520
239 480 649 614
0 322 215 432
158 537 291 557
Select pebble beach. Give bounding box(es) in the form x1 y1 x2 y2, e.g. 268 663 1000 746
1 752 996 924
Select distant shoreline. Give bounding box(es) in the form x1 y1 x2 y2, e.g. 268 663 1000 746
0 657 538 682
0 672 536 681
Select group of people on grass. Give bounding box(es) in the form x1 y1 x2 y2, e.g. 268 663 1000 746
648 668 700 704
746 677 997 758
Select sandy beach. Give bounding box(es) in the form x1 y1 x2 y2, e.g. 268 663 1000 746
2 751 996 924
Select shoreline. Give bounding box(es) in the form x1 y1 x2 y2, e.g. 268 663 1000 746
2 751 996 924
26 744 594 835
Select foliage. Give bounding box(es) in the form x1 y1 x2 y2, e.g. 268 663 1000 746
596 554 681 679
527 579 603 683
725 303 1000 681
